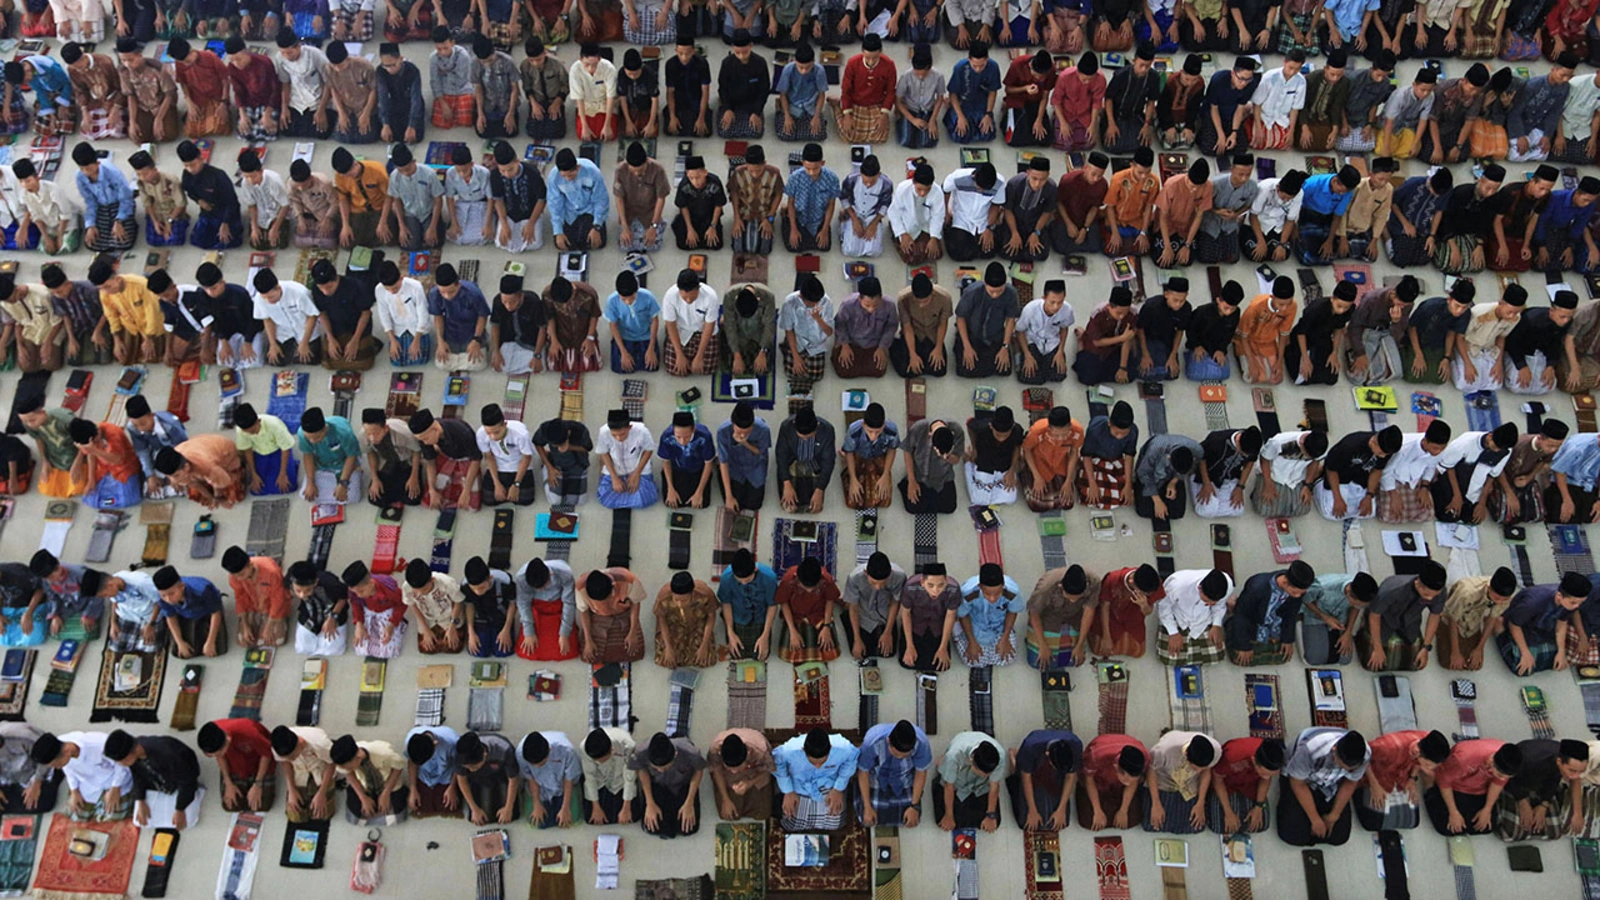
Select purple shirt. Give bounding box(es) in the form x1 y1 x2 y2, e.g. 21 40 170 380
833 295 898 350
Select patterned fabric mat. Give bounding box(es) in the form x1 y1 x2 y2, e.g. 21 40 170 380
714 822 765 900
89 647 164 724
772 519 839 576
0 652 34 723
727 661 767 730
1244 673 1285 740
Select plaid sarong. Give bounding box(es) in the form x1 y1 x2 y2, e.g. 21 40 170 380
661 330 720 375
1229 641 1293 666
1076 456 1128 510
716 108 765 139
969 665 994 735
1157 633 1226 666
1493 789 1565 841
432 93 475 129
952 626 1014 667
913 513 939 573
835 105 888 144
726 660 767 729
842 454 892 509
587 662 633 731
623 6 676 43
1205 790 1271 833
1378 486 1434 523
1166 663 1214 732
1143 788 1205 835
781 346 826 397
781 794 843 832
1097 663 1129 734
414 687 445 726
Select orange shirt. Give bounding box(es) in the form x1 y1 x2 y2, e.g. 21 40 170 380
1154 173 1215 236
1021 417 1084 476
230 556 291 619
1236 294 1298 346
1107 167 1159 230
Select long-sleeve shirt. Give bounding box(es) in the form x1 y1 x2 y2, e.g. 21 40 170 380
1225 571 1303 649
546 159 609 228
833 296 897 350
717 418 770 488
774 416 837 489
1157 569 1233 638
1134 433 1203 498
1504 307 1570 368
1509 74 1568 139
1502 583 1575 642
888 179 945 240
229 557 290 619
127 736 201 809
841 55 897 110
717 563 778 626
514 559 577 638
430 44 474 98
126 412 187 479
377 60 427 134
717 53 770 117
21 56 71 113
181 165 241 224
1551 433 1600 491
1149 731 1223 797
580 727 637 802
59 731 133 802
0 723 46 789
773 733 858 800
1370 573 1445 642
77 165 136 222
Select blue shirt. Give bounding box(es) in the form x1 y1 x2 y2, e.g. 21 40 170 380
1551 434 1600 491
856 722 933 787
546 158 611 227
718 563 779 625
1300 174 1354 217
404 725 458 786
515 731 582 800
127 412 188 479
77 164 137 221
1503 584 1574 641
657 423 717 473
297 415 362 469
957 575 1025 645
601 289 661 343
717 418 771 488
840 420 900 458
156 577 224 620
784 166 842 232
1324 0 1378 38
948 58 1001 119
1537 188 1599 242
775 62 829 116
1407 295 1472 350
774 733 859 799
23 55 71 113
426 281 491 349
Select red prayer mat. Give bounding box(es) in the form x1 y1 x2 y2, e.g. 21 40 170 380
32 815 138 900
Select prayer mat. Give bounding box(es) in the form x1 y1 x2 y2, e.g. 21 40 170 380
1464 390 1502 432
472 831 510 900
1097 662 1130 735
1522 684 1555 739
372 507 402 575
6 371 50 434
1024 830 1064 900
952 828 977 900
1302 398 1328 433
607 508 633 569
1267 518 1302 563
1413 392 1442 430
415 664 451 727
666 668 699 738
1298 267 1325 305
968 665 994 736
872 826 901 900
1377 830 1408 899
905 378 927 426
40 640 84 708
488 509 514 570
1302 849 1328 900
1576 839 1600 900
913 513 939 574
85 511 128 565
1041 669 1072 730
266 371 310 434
0 814 39 896
559 371 583 422
727 660 767 730
279 818 329 870
764 816 871 898
0 652 34 722
356 658 386 727
772 518 838 575
1167 664 1212 733
191 515 216 560
1451 679 1480 742
467 661 506 732
230 648 273 720
1252 388 1280 438
32 815 138 900
857 661 881 734
1093 836 1131 900
62 370 92 415
1343 520 1372 580
622 378 648 421
502 374 530 424
1244 673 1285 740
1504 527 1534 587
1307 668 1348 729
1023 388 1053 425
140 828 178 898
1200 382 1229 430
441 370 469 420
712 369 776 411
1525 399 1547 434
349 839 382 895
793 661 831 730
715 822 765 900
330 371 360 420
296 658 326 727
1211 523 1234 579
636 876 713 899
39 502 74 558
916 673 937 735
669 512 693 570
293 248 338 289
711 507 759 582
103 366 146 427
545 505 577 563
1160 860 1188 900
854 511 878 566
1375 674 1418 733
385 372 423 420
1038 512 1067 570
970 506 1004 567
430 508 457 573
1449 836 1477 900
169 664 202 731
245 497 291 564
1550 524 1599 576
588 662 635 732
307 523 335 570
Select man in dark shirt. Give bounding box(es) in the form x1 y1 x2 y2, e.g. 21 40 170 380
955 263 1019 378
1183 280 1242 380
289 559 350 656
1101 44 1159 155
716 30 770 138
462 556 516 658
195 262 262 368
42 263 109 365
997 158 1057 263
1435 165 1505 275
1224 561 1315 665
663 37 712 136
1283 281 1358 386
489 140 548 252
1494 738 1589 841
1487 164 1556 275
1361 562 1446 672
309 259 379 372
376 43 427 144
1195 427 1261 518
1136 276 1192 380
177 140 243 250
1050 151 1109 255
1504 289 1579 395
1402 281 1474 385
409 408 485 511
1316 424 1402 521
672 157 728 250
148 269 213 368
531 418 594 504
1199 58 1260 155
105 730 203 829
489 274 548 376
775 406 836 513
1497 572 1589 675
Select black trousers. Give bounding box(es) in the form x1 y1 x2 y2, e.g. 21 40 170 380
1133 477 1187 520
945 227 996 261
284 107 333 139
889 336 948 378
371 462 424 506
641 782 701 839
671 215 723 250
481 468 540 506
1430 462 1485 523
583 786 647 825
990 222 1050 262
840 616 899 659
932 776 995 829
1276 775 1354 846
1423 787 1493 835
900 629 946 670
558 214 607 251
726 477 766 511
1283 339 1340 385
900 477 957 514
662 464 713 506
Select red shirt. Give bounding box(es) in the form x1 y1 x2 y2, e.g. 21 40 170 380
352 574 406 625
1056 169 1110 229
229 557 290 619
775 566 841 625
1002 57 1054 110
226 53 282 109
840 55 897 110
1082 734 1147 794
1367 730 1428 793
174 50 230 106
1434 739 1511 795
1212 737 1264 794
218 718 273 777
1052 66 1105 125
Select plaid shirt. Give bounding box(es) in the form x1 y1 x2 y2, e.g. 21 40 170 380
784 167 841 232
474 51 518 112
51 281 104 336
731 164 784 222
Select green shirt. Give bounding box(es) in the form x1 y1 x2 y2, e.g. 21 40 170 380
27 407 78 471
235 414 296 456
938 731 1008 800
297 415 362 470
1303 573 1356 622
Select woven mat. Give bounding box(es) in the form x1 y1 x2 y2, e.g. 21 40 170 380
711 508 758 582
912 513 939 574
245 498 291 564
229 649 273 720
1166 664 1212 733
727 660 767 730
1096 663 1129 735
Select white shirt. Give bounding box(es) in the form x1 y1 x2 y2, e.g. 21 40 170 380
1249 176 1304 234
110 570 161 624
1379 433 1443 490
1015 298 1075 353
1156 569 1233 638
59 731 133 802
1260 431 1324 487
568 58 618 116
476 421 535 473
374 277 432 337
888 179 946 240
1251 68 1307 128
251 279 324 342
596 421 654 477
942 167 1006 234
661 283 722 344
1435 431 1510 502
276 46 330 113
18 179 82 225
240 170 290 229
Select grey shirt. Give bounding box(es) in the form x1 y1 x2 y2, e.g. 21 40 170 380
513 558 577 639
842 562 908 634
430 44 474 98
896 70 947 114
515 731 582 801
1345 69 1397 127
1201 173 1258 238
627 737 706 795
0 722 45 787
445 164 492 203
388 165 444 222
902 418 966 491
1134 433 1204 498
1382 85 1435 130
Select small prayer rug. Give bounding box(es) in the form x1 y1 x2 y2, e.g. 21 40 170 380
587 662 634 732
169 664 202 731
230 648 273 721
1244 673 1285 740
913 513 939 574
1097 662 1129 735
32 815 138 900
1024 830 1064 900
772 518 838 576
265 371 309 434
1093 836 1130 900
968 666 993 736
0 814 39 896
1041 669 1071 730
0 651 33 722
793 661 831 730
764 817 870 898
665 668 698 738
245 498 291 564
916 673 937 735
726 660 766 730
714 822 765 900
710 508 758 582
1167 664 1212 733
279 818 329 870
371 507 402 576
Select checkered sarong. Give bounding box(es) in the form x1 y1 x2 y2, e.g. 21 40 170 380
716 108 764 139
623 5 676 43
913 513 939 574
1550 524 1599 575
727 661 767 729
1377 486 1433 523
969 666 994 735
1580 681 1600 737
781 795 843 832
1038 511 1067 569
782 347 827 398
1077 456 1128 510
1157 634 1226 666
1493 789 1565 841
587 662 633 731
1166 664 1213 732
664 668 698 737
835 106 888 144
414 687 445 726
661 330 720 376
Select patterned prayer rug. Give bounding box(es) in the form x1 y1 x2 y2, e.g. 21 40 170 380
793 662 831 730
0 652 35 722
1096 663 1129 735
1093 836 1130 900
229 648 273 720
356 658 386 728
772 519 838 576
1024 831 1065 900
764 817 871 898
711 509 758 582
913 513 939 574
265 371 309 434
0 814 38 896
714 822 765 900
89 646 165 724
1244 673 1285 740
32 815 138 900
